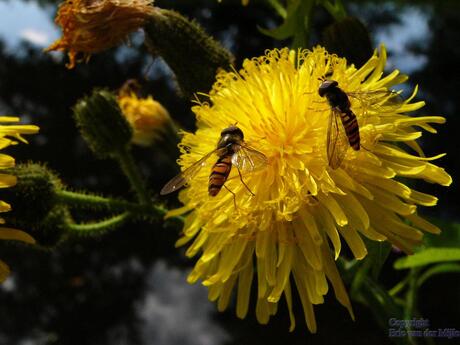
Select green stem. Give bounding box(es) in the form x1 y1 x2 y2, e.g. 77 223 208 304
404 268 420 345
389 274 411 297
56 190 183 222
64 212 130 236
113 146 150 205
404 269 418 319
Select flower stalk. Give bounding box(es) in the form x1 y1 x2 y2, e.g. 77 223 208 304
56 190 175 221
112 146 150 205
63 212 131 236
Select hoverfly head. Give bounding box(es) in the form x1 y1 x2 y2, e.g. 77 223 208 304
318 79 338 97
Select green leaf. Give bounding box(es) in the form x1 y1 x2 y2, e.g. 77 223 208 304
358 278 406 343
423 220 460 248
258 0 314 47
417 263 460 287
336 257 360 284
258 0 302 40
394 248 460 269
363 238 392 279
350 258 372 298
266 0 287 18
319 0 347 20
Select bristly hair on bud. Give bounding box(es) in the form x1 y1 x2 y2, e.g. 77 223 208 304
73 89 133 158
2 163 66 248
144 9 234 98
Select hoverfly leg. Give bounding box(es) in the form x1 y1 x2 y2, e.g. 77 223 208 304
306 191 319 206
307 106 329 113
307 195 319 206
236 166 255 196
361 144 371 152
224 184 238 209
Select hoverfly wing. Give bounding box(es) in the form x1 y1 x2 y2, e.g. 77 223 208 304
347 89 402 110
232 144 268 174
327 109 349 169
160 148 224 195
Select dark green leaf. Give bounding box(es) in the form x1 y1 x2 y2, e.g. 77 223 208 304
363 238 392 279
423 220 460 248
358 278 407 345
258 0 303 40
258 0 314 48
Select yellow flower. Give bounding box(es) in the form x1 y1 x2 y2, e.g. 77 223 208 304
117 84 172 147
46 0 157 69
169 46 451 332
0 117 39 283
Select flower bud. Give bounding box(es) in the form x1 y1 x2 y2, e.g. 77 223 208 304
117 80 176 147
144 9 234 98
1 163 66 247
322 16 373 68
74 89 133 158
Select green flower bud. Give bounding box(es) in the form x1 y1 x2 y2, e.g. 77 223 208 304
73 89 133 158
322 16 373 68
144 9 235 98
2 163 66 247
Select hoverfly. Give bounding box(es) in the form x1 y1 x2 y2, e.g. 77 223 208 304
160 126 268 200
318 78 360 169
318 77 401 169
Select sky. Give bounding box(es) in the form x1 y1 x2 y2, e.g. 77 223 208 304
0 1 59 48
0 1 431 73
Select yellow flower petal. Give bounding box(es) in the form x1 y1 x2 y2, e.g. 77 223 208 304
0 260 10 283
0 228 36 244
0 116 38 284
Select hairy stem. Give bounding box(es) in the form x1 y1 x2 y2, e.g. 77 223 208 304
113 146 150 205
64 212 131 236
56 190 183 222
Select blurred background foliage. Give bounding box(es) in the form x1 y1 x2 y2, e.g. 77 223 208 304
0 0 458 344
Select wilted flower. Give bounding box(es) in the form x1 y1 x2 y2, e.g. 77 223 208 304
46 0 157 68
169 46 451 332
0 116 39 283
118 82 173 147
